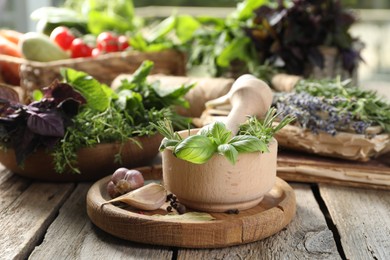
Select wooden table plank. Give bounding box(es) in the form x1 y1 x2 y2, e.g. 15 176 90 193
319 184 390 260
177 184 341 259
29 183 173 260
0 172 75 260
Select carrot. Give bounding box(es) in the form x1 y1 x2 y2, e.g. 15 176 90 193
0 29 23 45
0 35 22 57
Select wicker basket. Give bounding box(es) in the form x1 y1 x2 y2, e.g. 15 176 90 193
0 50 186 97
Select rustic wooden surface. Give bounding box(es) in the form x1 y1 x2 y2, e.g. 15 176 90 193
319 184 390 260
0 163 389 259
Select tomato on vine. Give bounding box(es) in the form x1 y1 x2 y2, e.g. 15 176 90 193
50 26 75 51
96 32 119 53
70 38 92 58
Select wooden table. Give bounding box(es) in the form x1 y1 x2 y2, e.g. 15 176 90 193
1 163 389 260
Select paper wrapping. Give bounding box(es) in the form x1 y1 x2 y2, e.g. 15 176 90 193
274 124 390 161
197 108 390 162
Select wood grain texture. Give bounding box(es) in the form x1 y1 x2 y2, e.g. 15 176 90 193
0 173 74 260
87 176 296 248
277 150 390 190
29 183 173 260
320 184 390 260
177 184 341 259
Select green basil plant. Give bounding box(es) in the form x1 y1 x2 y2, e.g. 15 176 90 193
153 107 294 165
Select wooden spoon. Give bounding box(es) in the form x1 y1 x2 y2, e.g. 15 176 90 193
205 74 273 135
102 183 167 211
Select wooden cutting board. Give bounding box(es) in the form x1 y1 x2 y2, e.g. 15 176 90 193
277 149 390 190
86 168 296 248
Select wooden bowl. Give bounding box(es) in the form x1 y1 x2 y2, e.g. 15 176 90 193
162 129 278 212
0 134 162 182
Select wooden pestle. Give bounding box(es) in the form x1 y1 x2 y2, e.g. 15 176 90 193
205 74 273 135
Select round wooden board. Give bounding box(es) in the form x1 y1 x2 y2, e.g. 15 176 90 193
86 171 296 248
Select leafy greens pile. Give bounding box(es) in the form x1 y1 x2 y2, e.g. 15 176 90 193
147 0 361 80
273 78 390 135
0 61 193 174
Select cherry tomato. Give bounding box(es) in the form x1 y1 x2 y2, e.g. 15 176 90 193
50 26 75 51
118 35 130 51
91 48 102 57
70 38 92 58
97 32 119 53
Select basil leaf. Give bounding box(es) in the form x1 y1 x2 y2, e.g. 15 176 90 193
197 124 213 137
229 135 269 153
174 135 216 164
212 121 232 145
199 121 231 144
217 144 238 165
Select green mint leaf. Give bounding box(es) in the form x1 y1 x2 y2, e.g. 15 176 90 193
60 68 113 112
229 135 269 153
217 144 238 165
174 135 216 164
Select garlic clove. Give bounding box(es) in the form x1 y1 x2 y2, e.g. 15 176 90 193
102 183 167 211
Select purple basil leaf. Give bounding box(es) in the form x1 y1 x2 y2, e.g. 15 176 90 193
12 126 35 165
27 111 64 137
58 98 82 117
43 81 86 106
41 136 61 150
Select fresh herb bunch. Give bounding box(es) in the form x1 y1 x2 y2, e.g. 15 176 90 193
185 0 278 81
52 61 193 174
153 108 293 165
273 78 390 135
0 61 193 174
0 82 86 165
246 0 361 75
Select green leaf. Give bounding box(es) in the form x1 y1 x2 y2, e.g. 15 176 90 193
229 135 269 153
129 33 148 51
210 121 232 144
217 144 238 165
151 82 194 109
61 68 113 111
115 90 143 111
174 135 216 164
146 15 177 42
32 90 43 101
175 15 201 43
230 0 269 21
129 60 154 85
216 37 251 67
87 10 133 35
